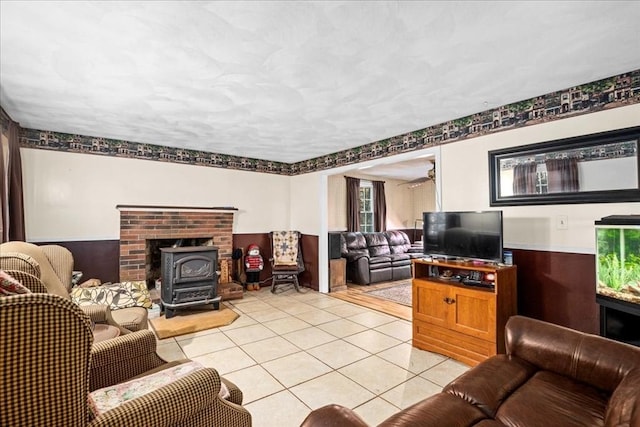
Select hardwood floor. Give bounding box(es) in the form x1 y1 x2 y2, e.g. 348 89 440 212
329 280 412 321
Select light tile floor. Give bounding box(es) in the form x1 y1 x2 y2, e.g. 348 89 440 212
153 286 469 427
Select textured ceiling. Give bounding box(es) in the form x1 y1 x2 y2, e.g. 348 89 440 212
1 1 640 167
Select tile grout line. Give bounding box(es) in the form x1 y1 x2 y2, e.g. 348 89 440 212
155 287 468 426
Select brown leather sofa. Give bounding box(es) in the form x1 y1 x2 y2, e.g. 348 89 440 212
301 315 640 427
340 231 422 285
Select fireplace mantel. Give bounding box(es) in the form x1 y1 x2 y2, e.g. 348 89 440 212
116 204 238 213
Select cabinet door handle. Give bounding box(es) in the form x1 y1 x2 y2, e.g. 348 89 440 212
443 297 456 304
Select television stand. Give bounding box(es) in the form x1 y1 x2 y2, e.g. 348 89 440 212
412 258 517 366
428 255 461 263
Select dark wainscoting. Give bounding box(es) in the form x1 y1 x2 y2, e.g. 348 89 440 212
35 238 594 332
39 233 320 291
511 248 598 334
232 233 319 291
39 240 121 283
233 233 273 286
300 234 319 291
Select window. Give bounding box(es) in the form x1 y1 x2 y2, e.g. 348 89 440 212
535 164 548 194
498 163 549 196
359 180 374 232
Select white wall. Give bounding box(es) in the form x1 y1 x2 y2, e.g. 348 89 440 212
410 181 436 225
289 172 322 235
17 103 640 276
21 149 291 241
290 172 328 291
440 104 640 253
580 157 637 191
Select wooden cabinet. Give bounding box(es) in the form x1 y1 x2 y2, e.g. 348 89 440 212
412 259 517 366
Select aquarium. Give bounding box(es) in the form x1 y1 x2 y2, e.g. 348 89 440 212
595 215 640 306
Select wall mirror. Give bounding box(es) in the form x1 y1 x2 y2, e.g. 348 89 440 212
489 126 640 206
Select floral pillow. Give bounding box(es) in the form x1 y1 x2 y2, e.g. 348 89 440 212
88 361 229 417
0 270 31 295
122 281 153 308
71 280 152 310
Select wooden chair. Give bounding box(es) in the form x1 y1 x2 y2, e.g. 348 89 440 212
269 231 304 293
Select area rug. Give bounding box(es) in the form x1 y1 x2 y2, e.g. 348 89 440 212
149 303 239 339
364 282 412 306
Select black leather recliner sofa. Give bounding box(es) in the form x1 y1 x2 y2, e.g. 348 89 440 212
340 230 422 285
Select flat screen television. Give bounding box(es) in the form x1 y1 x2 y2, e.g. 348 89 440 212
423 210 503 262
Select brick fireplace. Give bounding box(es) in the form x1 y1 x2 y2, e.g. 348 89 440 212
117 206 236 282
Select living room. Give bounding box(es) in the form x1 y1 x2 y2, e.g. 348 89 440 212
5 84 639 335
2 2 640 426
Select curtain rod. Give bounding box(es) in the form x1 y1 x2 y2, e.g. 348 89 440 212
343 175 385 183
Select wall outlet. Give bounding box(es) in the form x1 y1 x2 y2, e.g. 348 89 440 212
557 215 568 230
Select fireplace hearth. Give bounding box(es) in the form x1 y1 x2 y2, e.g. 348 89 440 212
160 246 220 318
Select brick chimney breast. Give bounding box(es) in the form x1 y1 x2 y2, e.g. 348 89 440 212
118 207 235 282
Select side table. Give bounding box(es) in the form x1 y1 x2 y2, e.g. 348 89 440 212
329 258 347 292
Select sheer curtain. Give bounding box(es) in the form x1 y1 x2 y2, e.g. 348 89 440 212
546 158 579 193
373 180 386 232
1 113 25 242
345 176 360 232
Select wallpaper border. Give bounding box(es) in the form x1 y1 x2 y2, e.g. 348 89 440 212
17 69 640 176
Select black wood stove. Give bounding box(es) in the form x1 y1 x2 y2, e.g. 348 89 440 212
160 246 220 318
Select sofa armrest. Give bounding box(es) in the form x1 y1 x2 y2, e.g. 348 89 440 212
90 330 167 390
605 369 640 427
301 404 369 427
505 315 640 392
89 368 252 427
443 354 536 418
80 304 130 335
345 253 368 263
2 269 48 293
379 393 488 427
221 377 244 406
81 303 110 322
345 256 373 285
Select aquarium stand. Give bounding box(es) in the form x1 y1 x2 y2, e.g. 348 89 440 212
597 295 640 347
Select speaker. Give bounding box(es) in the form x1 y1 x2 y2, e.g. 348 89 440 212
328 233 342 259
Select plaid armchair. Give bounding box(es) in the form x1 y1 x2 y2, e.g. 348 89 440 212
0 241 148 332
1 293 252 427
